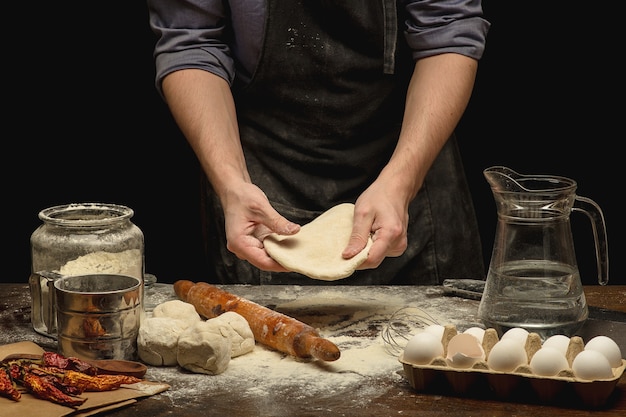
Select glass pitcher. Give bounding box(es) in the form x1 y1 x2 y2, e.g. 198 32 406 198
477 166 609 339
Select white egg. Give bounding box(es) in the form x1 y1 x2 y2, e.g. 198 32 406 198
572 350 614 380
542 334 570 355
487 339 528 372
501 327 529 345
584 335 623 368
423 324 445 340
446 333 485 368
463 327 486 343
529 346 569 376
402 331 444 365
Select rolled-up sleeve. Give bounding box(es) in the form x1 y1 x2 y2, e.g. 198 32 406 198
403 0 490 60
147 0 235 98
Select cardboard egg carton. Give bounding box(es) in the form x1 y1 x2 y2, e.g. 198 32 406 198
399 324 625 407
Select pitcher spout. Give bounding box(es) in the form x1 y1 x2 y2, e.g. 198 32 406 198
483 166 530 192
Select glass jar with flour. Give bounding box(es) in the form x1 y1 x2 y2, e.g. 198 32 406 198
29 203 144 338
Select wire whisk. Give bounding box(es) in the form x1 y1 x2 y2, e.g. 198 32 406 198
381 306 439 356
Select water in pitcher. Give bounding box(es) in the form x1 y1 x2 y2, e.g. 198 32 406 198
478 260 588 340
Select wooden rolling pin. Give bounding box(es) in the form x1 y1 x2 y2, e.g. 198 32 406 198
174 280 341 362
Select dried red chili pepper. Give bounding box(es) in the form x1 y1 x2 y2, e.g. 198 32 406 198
3 351 144 406
29 367 84 396
42 352 97 375
8 362 21 381
0 367 21 401
21 371 86 407
59 370 141 391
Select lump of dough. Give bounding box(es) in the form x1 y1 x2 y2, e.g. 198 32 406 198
152 300 202 326
210 312 255 357
177 321 232 375
137 317 187 366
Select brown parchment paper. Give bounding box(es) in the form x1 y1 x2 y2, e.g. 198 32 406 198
1 341 169 417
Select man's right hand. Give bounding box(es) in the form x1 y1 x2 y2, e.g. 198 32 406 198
221 182 301 271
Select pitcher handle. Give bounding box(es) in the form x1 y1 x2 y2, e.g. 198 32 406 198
573 196 609 285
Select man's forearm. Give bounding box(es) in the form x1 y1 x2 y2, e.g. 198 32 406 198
380 53 478 204
162 69 250 199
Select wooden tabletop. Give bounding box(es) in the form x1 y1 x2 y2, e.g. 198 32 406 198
1 283 624 417
581 285 626 313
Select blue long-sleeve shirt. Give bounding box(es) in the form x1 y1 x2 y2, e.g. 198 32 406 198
147 0 490 98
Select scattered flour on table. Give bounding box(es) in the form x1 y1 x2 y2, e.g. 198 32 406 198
143 286 480 407
147 335 403 406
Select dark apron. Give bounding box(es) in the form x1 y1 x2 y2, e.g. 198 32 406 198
201 0 484 285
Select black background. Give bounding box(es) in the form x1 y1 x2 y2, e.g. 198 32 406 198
5 2 622 285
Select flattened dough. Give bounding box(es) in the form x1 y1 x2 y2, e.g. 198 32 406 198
264 203 373 280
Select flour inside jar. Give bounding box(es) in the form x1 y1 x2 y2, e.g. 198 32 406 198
58 249 143 277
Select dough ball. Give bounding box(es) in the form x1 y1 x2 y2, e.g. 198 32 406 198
210 312 255 357
152 300 201 327
137 317 187 366
177 321 232 375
